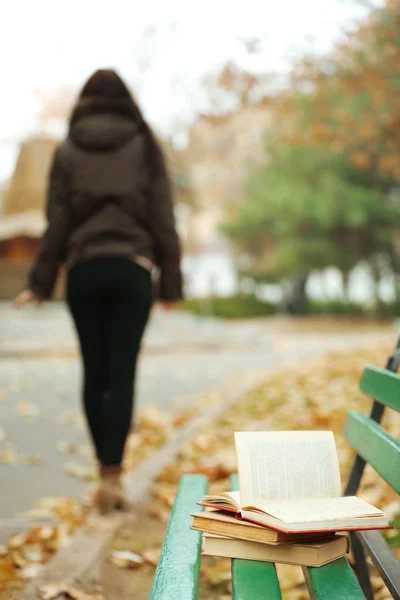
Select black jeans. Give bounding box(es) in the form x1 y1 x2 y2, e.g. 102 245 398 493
67 257 152 466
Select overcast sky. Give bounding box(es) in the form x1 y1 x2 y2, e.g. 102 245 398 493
0 0 373 180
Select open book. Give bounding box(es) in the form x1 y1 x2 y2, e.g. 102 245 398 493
198 431 390 534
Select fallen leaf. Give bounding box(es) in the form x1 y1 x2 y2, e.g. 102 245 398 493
22 454 43 466
17 402 39 417
65 463 97 482
109 549 144 569
39 583 103 600
39 583 65 599
7 532 27 550
57 442 77 455
0 448 18 464
86 515 119 533
64 586 104 600
38 526 56 541
142 548 161 566
17 508 55 522
21 563 44 580
9 550 27 569
0 557 15 580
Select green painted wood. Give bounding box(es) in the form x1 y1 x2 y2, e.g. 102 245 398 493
149 474 208 600
304 558 366 599
230 473 239 491
230 474 282 600
360 366 400 413
232 559 282 600
344 411 400 494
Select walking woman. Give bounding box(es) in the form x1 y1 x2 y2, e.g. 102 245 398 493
14 69 183 514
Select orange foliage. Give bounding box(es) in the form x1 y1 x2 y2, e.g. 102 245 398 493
272 0 400 181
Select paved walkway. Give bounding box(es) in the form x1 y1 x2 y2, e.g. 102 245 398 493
0 302 394 543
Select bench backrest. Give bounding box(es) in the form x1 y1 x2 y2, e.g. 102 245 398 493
343 364 400 599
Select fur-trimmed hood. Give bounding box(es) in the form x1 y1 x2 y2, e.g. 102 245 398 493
69 97 141 151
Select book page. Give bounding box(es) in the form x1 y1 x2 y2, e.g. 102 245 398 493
235 431 341 506
253 496 384 523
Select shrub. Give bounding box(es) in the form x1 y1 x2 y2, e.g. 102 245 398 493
308 299 366 316
180 294 276 319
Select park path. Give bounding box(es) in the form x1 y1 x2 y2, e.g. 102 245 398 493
0 302 394 543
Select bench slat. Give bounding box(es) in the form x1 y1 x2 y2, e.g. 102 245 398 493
343 411 400 494
360 366 400 413
149 474 208 600
359 530 400 600
232 560 282 600
230 475 282 600
304 558 366 599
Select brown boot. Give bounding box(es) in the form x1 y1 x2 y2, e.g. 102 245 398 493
95 465 131 515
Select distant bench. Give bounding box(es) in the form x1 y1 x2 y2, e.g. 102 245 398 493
149 343 400 600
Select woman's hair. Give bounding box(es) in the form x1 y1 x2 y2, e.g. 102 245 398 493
75 69 170 183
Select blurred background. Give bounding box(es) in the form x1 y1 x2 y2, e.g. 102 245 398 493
0 2 399 592
0 0 399 319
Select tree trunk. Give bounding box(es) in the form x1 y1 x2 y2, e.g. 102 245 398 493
369 263 382 307
287 274 309 315
341 271 351 302
388 250 400 305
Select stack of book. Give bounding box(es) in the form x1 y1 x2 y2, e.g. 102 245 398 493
190 431 390 567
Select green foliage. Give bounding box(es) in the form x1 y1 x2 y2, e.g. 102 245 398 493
308 299 366 317
181 295 400 320
223 145 400 281
180 294 276 319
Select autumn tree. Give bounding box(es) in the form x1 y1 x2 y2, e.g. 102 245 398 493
275 0 400 181
222 145 400 312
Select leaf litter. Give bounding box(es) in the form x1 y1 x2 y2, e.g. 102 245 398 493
16 402 40 418
0 402 193 595
39 583 104 600
1 345 399 600
144 345 400 599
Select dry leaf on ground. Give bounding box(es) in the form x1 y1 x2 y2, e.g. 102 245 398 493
7 532 27 549
109 549 144 569
20 563 44 580
39 583 103 600
17 402 39 417
0 448 18 464
142 548 161 566
57 442 77 455
64 463 97 481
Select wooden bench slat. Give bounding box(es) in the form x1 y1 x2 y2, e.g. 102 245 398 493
343 411 400 494
232 560 282 600
304 558 366 600
149 474 208 600
359 530 400 600
360 366 400 413
229 474 282 600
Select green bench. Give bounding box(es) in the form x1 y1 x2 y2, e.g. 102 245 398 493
150 344 400 600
